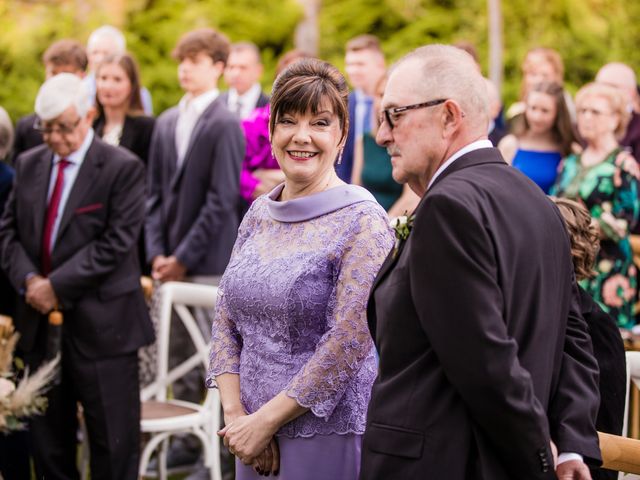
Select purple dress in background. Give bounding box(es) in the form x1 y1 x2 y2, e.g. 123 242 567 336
207 184 394 480
240 105 281 203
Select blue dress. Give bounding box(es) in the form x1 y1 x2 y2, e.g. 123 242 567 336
512 149 562 194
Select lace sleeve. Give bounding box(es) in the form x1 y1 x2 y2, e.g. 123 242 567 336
206 204 259 387
285 205 394 418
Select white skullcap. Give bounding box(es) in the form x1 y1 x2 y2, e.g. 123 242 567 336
35 73 91 121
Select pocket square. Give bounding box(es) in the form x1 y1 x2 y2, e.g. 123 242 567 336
75 203 104 214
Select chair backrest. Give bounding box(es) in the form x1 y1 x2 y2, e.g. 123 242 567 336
141 281 218 402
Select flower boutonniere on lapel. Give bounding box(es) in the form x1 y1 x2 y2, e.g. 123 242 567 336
390 212 415 258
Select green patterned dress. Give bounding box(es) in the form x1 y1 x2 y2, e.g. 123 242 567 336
551 148 640 329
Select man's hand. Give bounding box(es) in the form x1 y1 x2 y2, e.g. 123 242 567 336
556 459 592 480
25 275 58 314
151 255 186 282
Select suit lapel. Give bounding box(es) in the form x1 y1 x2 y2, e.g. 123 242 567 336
32 151 55 244
170 99 220 191
54 139 103 244
119 116 134 151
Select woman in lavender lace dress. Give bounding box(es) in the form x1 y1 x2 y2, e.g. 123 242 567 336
207 58 393 479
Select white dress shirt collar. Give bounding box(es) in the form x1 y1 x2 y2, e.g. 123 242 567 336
427 139 494 191
178 88 220 116
227 83 262 119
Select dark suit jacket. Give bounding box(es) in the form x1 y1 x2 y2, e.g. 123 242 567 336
0 137 154 358
145 97 244 275
12 113 43 163
361 148 600 480
0 162 15 316
219 89 269 114
93 114 156 164
335 91 357 183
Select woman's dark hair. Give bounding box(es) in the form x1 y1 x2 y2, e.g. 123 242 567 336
269 58 349 144
95 53 144 117
515 81 576 156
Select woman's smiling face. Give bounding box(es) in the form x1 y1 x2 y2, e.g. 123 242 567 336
271 102 343 185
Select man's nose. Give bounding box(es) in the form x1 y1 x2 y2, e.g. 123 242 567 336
376 120 391 147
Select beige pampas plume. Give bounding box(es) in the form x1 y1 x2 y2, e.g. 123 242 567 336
8 356 60 415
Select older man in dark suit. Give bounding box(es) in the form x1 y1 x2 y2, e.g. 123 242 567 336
0 73 153 479
360 45 601 480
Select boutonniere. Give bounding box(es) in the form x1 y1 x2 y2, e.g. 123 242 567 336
390 213 415 258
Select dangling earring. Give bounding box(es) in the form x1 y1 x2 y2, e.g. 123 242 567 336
337 147 344 165
271 147 276 159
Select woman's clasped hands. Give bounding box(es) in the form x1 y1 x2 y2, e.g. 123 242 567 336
218 411 281 476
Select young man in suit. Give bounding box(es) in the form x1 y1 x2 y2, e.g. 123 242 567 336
338 34 386 183
12 39 88 162
145 28 244 475
360 45 600 480
0 73 153 479
221 42 269 120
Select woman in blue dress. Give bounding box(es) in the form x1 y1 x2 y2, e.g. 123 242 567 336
499 81 576 193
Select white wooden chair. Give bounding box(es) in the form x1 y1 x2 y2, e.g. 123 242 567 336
139 281 221 480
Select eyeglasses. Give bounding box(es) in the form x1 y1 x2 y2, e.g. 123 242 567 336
379 99 447 129
33 117 81 135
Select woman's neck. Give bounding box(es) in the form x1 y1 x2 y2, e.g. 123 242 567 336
280 171 343 201
585 135 618 156
103 106 126 132
519 129 559 150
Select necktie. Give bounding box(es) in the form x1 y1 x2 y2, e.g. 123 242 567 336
234 98 243 118
41 159 70 275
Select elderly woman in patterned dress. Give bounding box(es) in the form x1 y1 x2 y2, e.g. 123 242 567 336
551 82 640 329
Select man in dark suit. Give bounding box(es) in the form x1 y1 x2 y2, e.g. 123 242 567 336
145 28 244 476
12 39 88 163
220 42 269 120
338 34 386 183
360 45 600 480
0 73 153 479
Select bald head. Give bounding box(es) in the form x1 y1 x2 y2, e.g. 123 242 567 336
596 62 638 106
393 45 489 135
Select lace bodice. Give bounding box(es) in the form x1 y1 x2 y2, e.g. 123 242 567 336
207 184 393 437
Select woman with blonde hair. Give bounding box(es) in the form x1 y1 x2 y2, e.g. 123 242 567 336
551 82 640 329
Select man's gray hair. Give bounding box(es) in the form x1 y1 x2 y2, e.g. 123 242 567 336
0 106 14 160
397 44 489 131
87 25 126 54
35 73 91 121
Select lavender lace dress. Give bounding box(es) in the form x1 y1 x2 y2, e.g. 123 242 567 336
207 183 393 480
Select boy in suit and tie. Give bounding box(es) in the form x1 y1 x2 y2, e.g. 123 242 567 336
145 27 244 474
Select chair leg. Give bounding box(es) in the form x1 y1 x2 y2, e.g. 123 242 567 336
159 438 169 480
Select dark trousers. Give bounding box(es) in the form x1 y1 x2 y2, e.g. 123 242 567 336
27 336 141 480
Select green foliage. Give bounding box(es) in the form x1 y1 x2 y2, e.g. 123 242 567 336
0 0 302 121
0 0 639 123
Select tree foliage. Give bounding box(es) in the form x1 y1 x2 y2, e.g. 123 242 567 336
0 0 638 123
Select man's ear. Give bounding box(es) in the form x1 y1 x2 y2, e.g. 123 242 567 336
441 100 464 138
85 105 97 124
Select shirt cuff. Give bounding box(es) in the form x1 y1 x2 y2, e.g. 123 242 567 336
557 452 584 466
